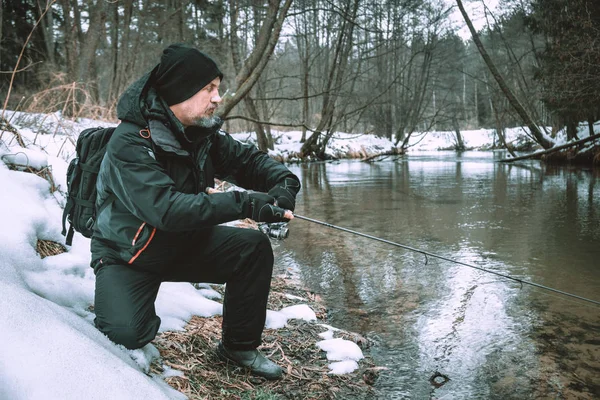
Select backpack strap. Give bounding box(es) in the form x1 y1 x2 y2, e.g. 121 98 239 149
65 225 75 247
63 194 115 246
61 198 74 237
85 193 117 232
62 200 75 246
97 193 117 216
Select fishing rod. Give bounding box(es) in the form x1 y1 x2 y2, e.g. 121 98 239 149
292 214 600 307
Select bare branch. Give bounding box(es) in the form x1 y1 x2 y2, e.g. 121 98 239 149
224 115 316 132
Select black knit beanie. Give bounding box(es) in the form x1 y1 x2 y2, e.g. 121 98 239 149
154 44 223 106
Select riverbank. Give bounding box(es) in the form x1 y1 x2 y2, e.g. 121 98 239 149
151 274 380 399
2 109 600 165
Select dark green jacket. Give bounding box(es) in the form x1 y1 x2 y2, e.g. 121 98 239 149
91 67 297 267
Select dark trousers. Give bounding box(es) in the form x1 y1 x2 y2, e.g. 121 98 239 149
93 226 274 350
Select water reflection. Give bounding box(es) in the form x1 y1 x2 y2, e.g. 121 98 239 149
275 153 600 398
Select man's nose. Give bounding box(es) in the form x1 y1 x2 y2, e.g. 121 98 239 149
211 94 222 103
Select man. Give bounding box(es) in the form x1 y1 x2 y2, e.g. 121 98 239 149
91 43 300 380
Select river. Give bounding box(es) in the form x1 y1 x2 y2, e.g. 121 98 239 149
273 151 600 399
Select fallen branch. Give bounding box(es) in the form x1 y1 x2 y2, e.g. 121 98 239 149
498 133 600 163
362 149 404 163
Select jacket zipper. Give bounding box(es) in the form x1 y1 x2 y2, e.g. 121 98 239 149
132 222 146 245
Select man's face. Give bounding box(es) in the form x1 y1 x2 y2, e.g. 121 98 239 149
170 77 222 128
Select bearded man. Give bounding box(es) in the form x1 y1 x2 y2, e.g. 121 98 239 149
91 43 300 380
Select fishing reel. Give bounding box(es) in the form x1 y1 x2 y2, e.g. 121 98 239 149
258 222 290 240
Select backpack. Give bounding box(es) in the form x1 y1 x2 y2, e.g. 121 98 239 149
61 127 117 245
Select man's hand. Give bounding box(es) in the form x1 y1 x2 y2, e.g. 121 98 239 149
247 192 289 223
268 177 300 211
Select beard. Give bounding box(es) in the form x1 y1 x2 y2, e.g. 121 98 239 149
192 114 222 129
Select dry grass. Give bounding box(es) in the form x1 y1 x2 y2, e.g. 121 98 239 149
36 239 66 258
151 276 380 400
24 71 117 121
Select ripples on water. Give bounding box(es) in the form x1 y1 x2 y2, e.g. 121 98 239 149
275 152 600 399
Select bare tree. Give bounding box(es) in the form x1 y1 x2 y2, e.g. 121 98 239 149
219 0 292 117
456 0 552 149
220 0 292 151
300 0 361 158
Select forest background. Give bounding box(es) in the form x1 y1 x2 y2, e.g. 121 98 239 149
1 0 599 160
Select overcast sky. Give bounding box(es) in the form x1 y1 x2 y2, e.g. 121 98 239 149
447 0 501 40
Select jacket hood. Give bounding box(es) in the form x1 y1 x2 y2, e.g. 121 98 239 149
116 65 200 151
117 65 158 126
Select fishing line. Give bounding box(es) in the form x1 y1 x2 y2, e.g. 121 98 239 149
293 214 600 307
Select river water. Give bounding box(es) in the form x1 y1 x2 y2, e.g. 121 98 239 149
273 151 600 399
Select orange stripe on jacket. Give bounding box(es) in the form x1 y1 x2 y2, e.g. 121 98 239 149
128 227 157 264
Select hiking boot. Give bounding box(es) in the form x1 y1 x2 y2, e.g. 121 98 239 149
216 342 283 380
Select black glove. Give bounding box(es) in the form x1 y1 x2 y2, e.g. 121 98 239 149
267 177 300 211
246 192 288 223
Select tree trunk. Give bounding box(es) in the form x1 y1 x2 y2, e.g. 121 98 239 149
399 43 434 149
256 78 273 149
178 0 185 41
491 99 517 157
107 2 119 103
244 96 270 152
295 9 311 143
566 117 578 141
301 58 309 142
456 0 553 149
38 4 56 65
114 0 134 97
59 0 77 80
72 0 83 43
77 1 107 85
499 133 600 162
462 72 468 122
453 117 465 151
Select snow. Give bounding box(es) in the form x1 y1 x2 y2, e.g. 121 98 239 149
277 304 317 321
0 110 370 399
231 124 588 160
316 338 364 374
328 360 360 375
0 147 48 170
317 324 342 340
264 305 316 329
